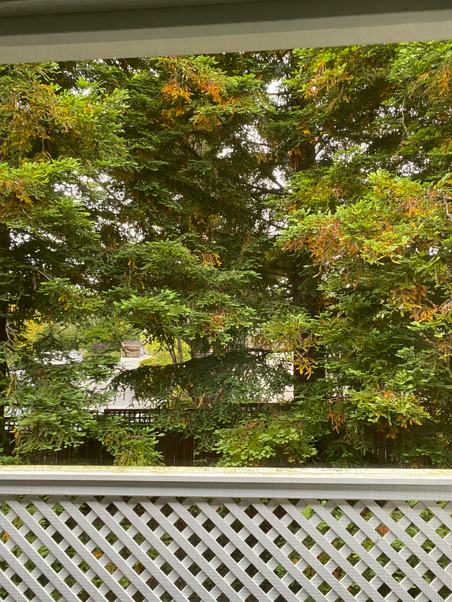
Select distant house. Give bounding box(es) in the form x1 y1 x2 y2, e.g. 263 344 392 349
121 340 144 359
91 342 113 352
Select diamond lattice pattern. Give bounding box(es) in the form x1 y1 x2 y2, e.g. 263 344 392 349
0 495 451 602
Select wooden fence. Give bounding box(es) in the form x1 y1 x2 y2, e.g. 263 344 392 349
4 408 397 466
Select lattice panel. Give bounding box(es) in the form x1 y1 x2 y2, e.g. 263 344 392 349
0 495 451 602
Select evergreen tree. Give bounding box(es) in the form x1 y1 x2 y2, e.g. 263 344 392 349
0 63 127 457
3 44 452 467
278 43 452 466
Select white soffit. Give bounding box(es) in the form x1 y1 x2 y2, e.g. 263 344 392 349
0 0 451 63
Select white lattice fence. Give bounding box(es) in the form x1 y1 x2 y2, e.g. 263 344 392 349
0 468 451 602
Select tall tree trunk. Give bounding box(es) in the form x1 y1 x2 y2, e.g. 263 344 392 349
288 125 323 398
177 336 184 364
165 342 178 365
291 250 325 395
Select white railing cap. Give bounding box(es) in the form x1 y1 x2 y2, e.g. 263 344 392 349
0 466 451 499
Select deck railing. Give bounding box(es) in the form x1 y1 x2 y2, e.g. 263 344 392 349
0 467 451 602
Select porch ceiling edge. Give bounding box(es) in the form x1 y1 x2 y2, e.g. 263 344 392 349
0 1 451 63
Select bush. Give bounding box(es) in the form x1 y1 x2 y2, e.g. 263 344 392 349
214 413 317 466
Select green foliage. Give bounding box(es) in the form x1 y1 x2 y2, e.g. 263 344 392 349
282 166 452 465
7 364 111 463
274 43 452 466
95 419 163 466
141 339 190 366
0 448 20 465
3 45 452 467
0 61 128 456
114 350 292 460
214 413 317 466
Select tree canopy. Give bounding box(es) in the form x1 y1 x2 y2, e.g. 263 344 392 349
2 43 452 466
